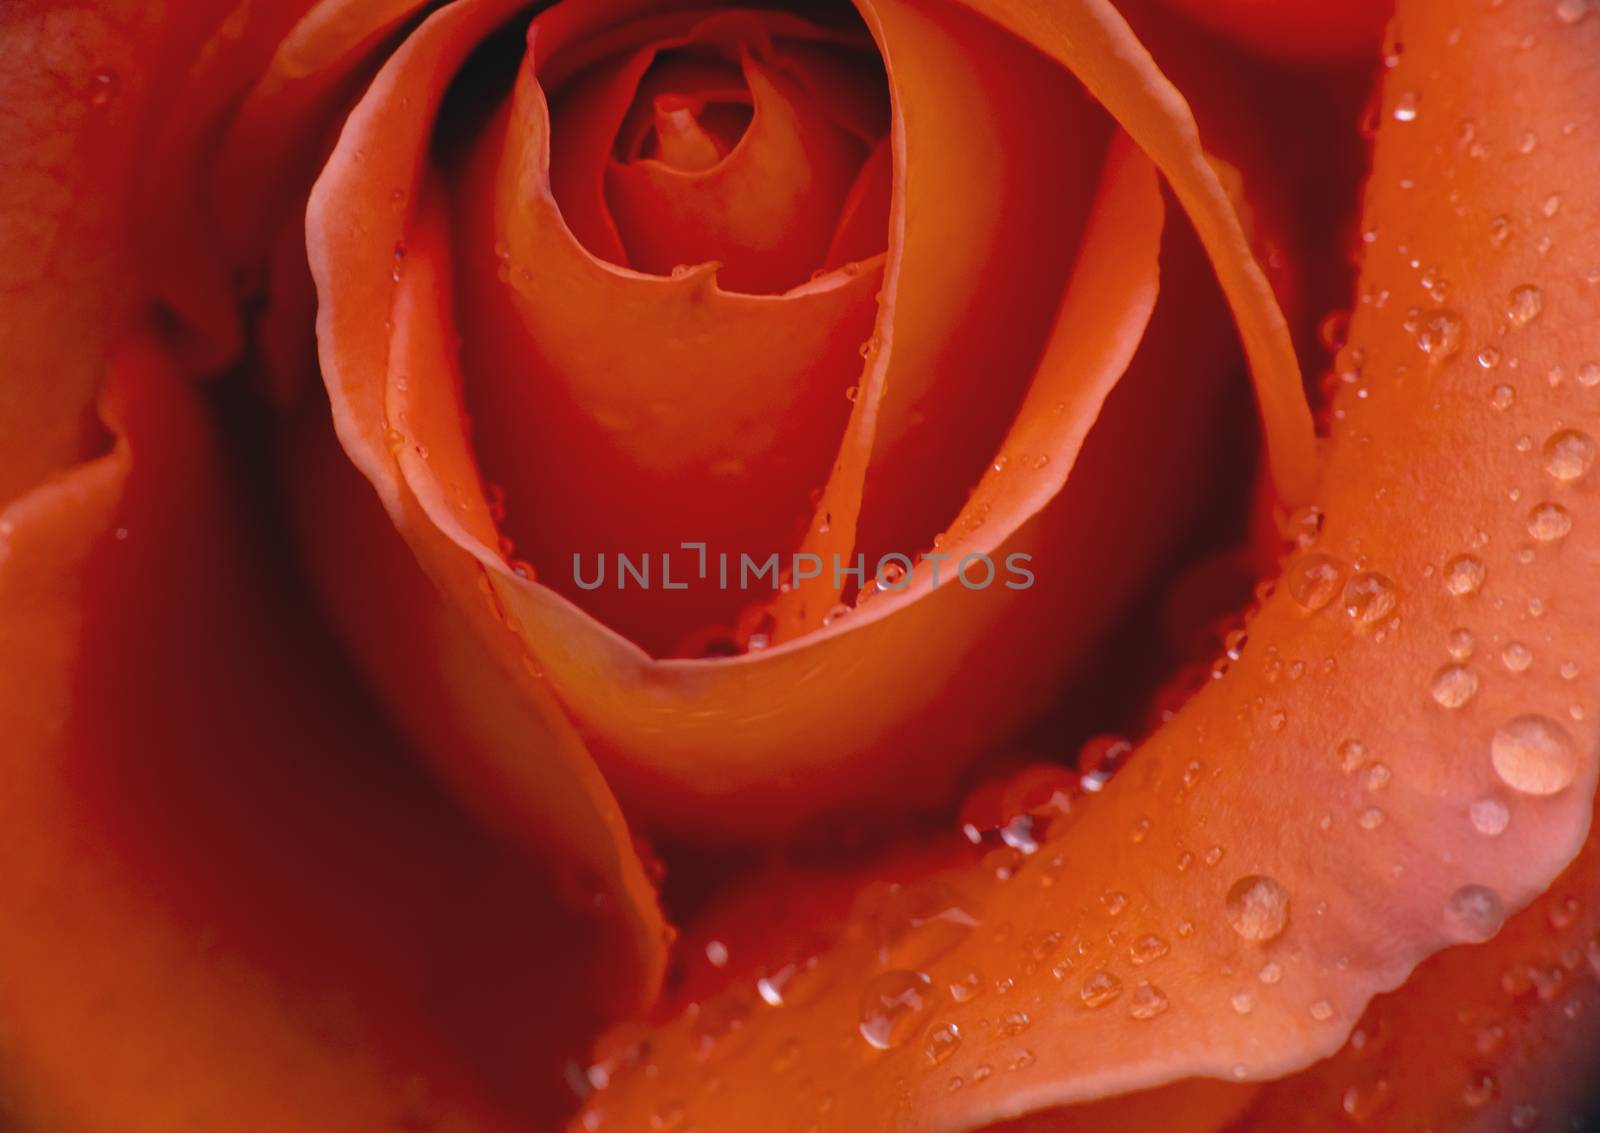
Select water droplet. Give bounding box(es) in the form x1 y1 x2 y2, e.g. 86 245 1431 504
1079 970 1123 1008
924 1023 962 1066
998 1011 1032 1037
1462 1071 1498 1108
1364 763 1392 791
1414 309 1461 358
1392 91 1419 122
1129 934 1170 966
872 881 981 969
1507 285 1545 327
857 970 937 1050
1491 383 1516 410
1492 715 1579 795
1543 429 1596 482
1503 641 1534 672
948 970 983 1003
1579 362 1600 387
1309 1000 1335 1021
1128 982 1169 1020
1447 884 1506 941
1359 807 1386 830
1443 555 1485 596
90 69 120 107
1430 664 1480 708
1556 0 1591 24
1489 215 1512 247
1287 554 1345 611
1338 739 1369 773
1528 501 1573 541
1101 891 1129 917
1343 572 1397 624
1449 627 1476 660
1225 876 1291 942
1231 990 1255 1014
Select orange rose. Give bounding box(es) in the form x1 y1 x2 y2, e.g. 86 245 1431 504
2 0 1597 1130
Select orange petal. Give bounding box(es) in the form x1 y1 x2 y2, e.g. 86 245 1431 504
567 0 1600 1122
303 0 668 996
603 36 873 292
0 339 638 1129
953 0 1319 506
773 0 1117 636
461 11 884 649
1155 0 1392 66
0 0 230 505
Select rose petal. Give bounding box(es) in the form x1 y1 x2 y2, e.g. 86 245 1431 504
303 0 670 992
0 0 224 505
567 0 1600 1124
1155 0 1392 66
603 35 872 291
953 0 1320 505
0 339 641 1129
460 11 884 649
772 0 1116 636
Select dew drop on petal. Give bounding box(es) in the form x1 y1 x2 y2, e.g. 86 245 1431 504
1443 555 1486 596
1128 982 1169 1020
1338 738 1369 773
1414 309 1461 358
924 1023 962 1066
1079 970 1122 1008
1343 572 1398 624
1430 664 1480 709
1447 884 1506 942
1528 501 1573 542
1225 876 1291 942
1491 715 1580 795
1129 934 1170 966
857 970 937 1051
1506 284 1544 327
1465 796 1504 838
1543 429 1596 482
1502 641 1534 672
1287 554 1346 611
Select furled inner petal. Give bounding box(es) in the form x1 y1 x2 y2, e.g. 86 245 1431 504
453 3 889 652
604 40 873 293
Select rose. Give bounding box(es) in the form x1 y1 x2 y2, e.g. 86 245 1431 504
2 0 1598 1131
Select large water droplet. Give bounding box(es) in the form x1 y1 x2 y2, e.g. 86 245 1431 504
1491 715 1580 795
1430 664 1480 709
872 881 980 969
924 1023 962 1066
1343 573 1398 625
1225 876 1291 942
1502 641 1534 672
1528 501 1573 542
1507 285 1545 327
1443 555 1485 596
1543 429 1596 482
1128 982 1169 1020
1414 309 1462 358
1129 934 1170 966
1447 884 1506 942
1079 970 1123 1008
857 970 937 1050
1287 554 1345 611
